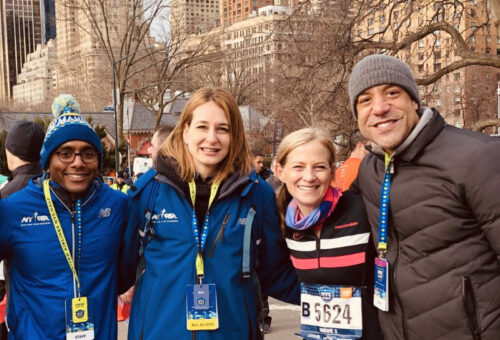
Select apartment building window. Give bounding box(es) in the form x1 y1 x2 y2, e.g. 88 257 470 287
380 14 385 23
418 52 424 61
367 17 374 26
358 30 363 36
486 35 491 43
454 73 460 81
435 38 442 46
435 51 441 59
454 97 461 104
434 99 441 106
434 63 441 71
368 28 374 35
471 9 476 17
486 47 491 54
471 22 476 29
393 22 399 29
418 64 424 72
419 17 424 25
418 40 424 48
393 11 398 20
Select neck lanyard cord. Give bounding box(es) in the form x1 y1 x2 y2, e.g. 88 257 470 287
43 179 82 295
188 179 219 283
377 154 392 257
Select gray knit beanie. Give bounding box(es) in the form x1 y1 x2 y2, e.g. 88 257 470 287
348 54 420 118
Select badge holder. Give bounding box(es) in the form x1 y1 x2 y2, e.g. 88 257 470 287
186 283 219 330
65 297 95 340
374 257 389 312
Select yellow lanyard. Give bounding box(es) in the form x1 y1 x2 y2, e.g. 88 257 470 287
43 179 81 292
188 179 219 281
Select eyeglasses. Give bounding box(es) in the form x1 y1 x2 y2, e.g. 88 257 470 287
55 149 98 164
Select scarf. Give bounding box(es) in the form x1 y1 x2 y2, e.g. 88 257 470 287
286 186 342 231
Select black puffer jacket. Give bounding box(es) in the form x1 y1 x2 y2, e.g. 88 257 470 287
354 108 500 340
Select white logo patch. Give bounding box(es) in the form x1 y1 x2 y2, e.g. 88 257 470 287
152 209 179 223
20 212 51 227
99 208 111 218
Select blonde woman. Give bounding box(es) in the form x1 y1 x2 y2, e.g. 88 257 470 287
119 87 299 339
275 128 381 340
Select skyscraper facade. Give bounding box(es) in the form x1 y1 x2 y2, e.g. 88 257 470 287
41 0 56 43
221 0 273 25
0 0 43 100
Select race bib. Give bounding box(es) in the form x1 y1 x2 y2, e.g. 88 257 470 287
299 283 362 339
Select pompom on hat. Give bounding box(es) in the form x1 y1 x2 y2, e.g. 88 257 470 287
40 94 103 170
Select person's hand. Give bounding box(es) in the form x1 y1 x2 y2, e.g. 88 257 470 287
120 285 135 304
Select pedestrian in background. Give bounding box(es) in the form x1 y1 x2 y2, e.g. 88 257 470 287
119 87 299 339
1 121 45 199
333 130 369 192
349 54 500 339
275 127 381 340
0 94 127 339
112 171 130 193
251 150 273 334
0 120 45 339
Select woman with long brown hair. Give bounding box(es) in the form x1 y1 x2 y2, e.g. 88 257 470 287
119 87 299 339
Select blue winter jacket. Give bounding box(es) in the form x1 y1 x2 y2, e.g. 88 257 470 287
0 177 128 340
119 169 300 339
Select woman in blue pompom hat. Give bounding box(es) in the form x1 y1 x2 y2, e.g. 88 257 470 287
0 94 128 339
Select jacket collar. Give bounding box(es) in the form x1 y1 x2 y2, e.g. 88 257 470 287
153 154 251 200
8 162 42 181
33 175 101 210
369 107 445 162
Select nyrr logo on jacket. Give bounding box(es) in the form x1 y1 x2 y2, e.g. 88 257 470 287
20 212 51 227
152 209 179 223
99 208 111 218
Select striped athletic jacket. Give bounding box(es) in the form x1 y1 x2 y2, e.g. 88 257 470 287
285 190 382 339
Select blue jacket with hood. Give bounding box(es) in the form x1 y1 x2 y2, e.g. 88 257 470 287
119 164 300 340
0 176 127 340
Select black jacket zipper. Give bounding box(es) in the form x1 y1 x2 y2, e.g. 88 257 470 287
463 276 481 340
207 214 230 258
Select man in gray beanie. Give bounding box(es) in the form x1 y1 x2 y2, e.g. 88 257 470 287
349 54 500 340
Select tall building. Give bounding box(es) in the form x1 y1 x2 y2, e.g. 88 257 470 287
41 0 56 43
0 0 43 100
54 0 129 110
170 0 220 35
12 39 57 105
221 0 273 25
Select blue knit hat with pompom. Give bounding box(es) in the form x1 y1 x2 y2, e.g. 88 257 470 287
40 94 103 170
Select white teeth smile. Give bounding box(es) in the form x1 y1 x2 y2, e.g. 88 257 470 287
67 174 85 179
298 185 318 191
202 148 218 152
374 120 396 128
376 121 391 128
